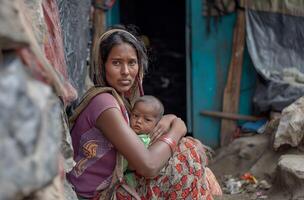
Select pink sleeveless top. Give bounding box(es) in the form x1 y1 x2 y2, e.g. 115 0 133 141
67 93 124 198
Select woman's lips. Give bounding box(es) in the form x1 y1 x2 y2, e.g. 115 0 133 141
119 79 131 85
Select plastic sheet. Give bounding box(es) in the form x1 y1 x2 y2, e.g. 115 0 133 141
246 9 304 112
241 0 304 17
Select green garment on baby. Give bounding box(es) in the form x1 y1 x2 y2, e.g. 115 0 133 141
123 134 151 188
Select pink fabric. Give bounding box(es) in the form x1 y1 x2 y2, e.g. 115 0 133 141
42 0 78 104
206 167 223 196
42 0 67 78
67 93 121 198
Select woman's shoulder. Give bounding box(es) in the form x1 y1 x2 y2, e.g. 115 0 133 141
78 92 120 125
89 92 120 109
91 92 116 103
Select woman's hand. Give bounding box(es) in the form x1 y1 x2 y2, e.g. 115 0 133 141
150 114 177 142
170 117 187 138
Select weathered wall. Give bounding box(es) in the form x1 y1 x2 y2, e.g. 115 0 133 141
57 0 92 98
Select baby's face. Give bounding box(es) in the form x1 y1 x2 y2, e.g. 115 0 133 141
130 102 159 134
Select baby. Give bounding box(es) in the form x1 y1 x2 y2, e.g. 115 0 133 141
130 95 165 145
124 95 166 187
125 95 223 196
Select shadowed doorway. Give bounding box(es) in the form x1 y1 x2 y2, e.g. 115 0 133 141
120 0 188 128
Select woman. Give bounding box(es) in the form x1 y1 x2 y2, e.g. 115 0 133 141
67 26 219 200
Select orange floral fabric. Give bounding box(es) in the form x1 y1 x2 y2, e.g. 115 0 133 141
114 137 217 200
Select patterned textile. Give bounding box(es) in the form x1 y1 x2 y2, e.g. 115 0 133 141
67 93 120 198
113 137 214 200
206 167 222 196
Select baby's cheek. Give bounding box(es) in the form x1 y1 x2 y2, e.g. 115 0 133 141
130 119 135 125
146 124 156 132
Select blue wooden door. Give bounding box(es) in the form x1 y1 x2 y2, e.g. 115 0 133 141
187 0 256 148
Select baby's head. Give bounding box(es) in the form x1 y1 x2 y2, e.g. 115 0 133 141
130 95 164 135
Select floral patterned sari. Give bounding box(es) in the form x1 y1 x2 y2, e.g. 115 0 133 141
111 137 221 200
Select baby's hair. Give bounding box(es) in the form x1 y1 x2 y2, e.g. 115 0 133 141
133 95 164 120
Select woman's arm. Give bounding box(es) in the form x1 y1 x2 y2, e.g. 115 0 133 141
96 108 186 177
150 114 177 142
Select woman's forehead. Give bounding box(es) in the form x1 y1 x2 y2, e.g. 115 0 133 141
108 43 137 58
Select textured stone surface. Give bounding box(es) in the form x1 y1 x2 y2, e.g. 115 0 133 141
276 155 304 191
63 177 78 200
57 0 91 98
0 54 62 199
274 97 304 150
266 154 304 200
0 0 29 49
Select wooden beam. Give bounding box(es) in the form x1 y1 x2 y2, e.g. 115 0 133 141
201 110 262 121
221 10 246 146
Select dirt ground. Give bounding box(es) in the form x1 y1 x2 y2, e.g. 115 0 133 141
215 192 304 200
209 134 304 200
215 194 252 200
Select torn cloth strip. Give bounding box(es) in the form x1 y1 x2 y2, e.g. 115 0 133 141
202 0 236 16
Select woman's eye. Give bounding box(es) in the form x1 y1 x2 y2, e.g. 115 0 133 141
128 60 137 66
112 60 120 66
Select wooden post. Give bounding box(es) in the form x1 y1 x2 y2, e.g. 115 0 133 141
86 0 107 89
220 10 246 146
92 0 106 53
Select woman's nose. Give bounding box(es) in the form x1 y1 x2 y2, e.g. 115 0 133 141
121 64 130 75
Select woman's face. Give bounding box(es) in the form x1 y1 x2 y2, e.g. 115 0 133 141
105 43 139 94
